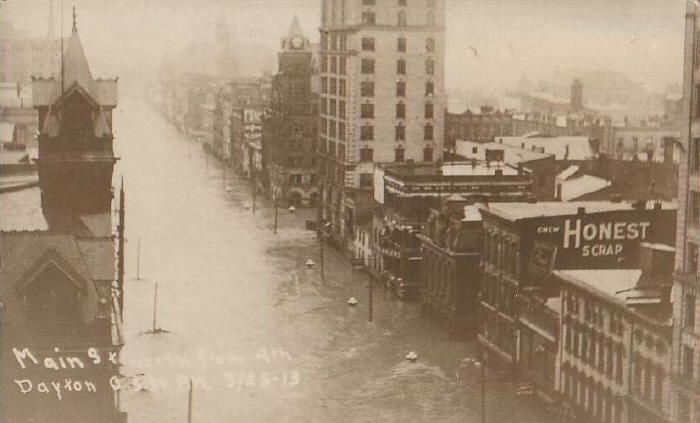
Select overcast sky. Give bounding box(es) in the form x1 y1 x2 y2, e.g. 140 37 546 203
0 0 687 93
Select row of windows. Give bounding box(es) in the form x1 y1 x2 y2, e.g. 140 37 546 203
360 57 435 75
358 146 433 163
564 290 624 337
320 118 346 140
560 366 623 423
321 99 347 119
361 36 435 53
358 102 434 119
321 55 347 75
564 321 624 385
359 9 436 26
630 353 664 407
358 80 434 97
320 77 347 96
358 123 433 141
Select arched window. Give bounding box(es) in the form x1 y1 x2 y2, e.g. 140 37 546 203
425 58 435 75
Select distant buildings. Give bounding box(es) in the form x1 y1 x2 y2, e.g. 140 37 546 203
318 0 446 251
445 106 513 149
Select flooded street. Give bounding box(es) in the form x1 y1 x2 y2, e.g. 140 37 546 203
115 96 554 423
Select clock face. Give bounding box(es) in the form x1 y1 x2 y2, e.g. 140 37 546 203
291 36 304 49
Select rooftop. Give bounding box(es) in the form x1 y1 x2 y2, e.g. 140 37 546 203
496 135 596 160
382 161 525 180
455 140 552 164
482 200 675 222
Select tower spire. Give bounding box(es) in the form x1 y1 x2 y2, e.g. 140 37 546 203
72 5 77 33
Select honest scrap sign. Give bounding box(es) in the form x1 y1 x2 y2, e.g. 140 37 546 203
524 208 676 270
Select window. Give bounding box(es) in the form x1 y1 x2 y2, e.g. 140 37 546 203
686 293 696 328
339 57 347 75
362 11 376 24
424 124 434 140
321 77 328 94
330 56 337 73
339 100 346 119
361 37 375 51
423 147 433 162
396 81 406 97
361 58 375 74
361 81 374 97
395 147 405 162
692 190 700 225
360 173 373 187
690 242 699 274
397 59 406 75
321 55 328 72
361 103 374 118
398 10 407 26
360 148 373 162
321 99 327 115
396 102 406 119
338 122 345 140
330 78 337 94
360 125 374 141
683 346 694 380
329 99 337 116
398 37 406 52
425 81 434 96
426 58 435 75
339 79 346 96
425 103 434 119
329 119 336 137
426 38 435 52
395 124 405 141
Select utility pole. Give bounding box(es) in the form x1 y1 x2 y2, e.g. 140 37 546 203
117 178 125 318
187 378 194 423
136 238 141 281
273 193 279 235
368 275 373 322
479 347 486 423
252 171 257 213
152 282 159 333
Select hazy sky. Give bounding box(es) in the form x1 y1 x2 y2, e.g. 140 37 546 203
0 0 687 93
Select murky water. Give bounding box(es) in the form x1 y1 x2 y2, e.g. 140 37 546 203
114 96 555 423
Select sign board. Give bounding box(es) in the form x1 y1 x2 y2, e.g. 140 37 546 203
373 167 385 205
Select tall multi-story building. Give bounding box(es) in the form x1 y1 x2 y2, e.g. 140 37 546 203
672 2 700 421
264 18 319 207
318 0 446 250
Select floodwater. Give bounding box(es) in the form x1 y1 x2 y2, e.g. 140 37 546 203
115 96 555 423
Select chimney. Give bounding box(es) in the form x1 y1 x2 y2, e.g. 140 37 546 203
494 169 503 176
521 142 525 149
517 163 523 175
653 201 662 211
555 183 562 201
565 144 570 160
577 206 586 215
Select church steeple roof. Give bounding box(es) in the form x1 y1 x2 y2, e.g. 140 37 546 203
61 16 97 100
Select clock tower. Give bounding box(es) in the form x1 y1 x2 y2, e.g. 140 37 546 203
264 17 318 208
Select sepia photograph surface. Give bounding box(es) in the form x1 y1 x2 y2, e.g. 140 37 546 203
0 1 695 422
